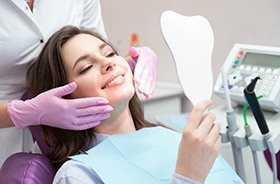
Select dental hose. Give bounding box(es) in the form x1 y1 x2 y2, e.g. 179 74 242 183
243 94 277 184
243 99 262 184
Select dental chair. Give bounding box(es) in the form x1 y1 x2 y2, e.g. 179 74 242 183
0 152 56 184
0 92 56 184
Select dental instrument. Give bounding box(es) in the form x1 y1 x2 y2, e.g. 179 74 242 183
244 77 277 184
221 67 246 182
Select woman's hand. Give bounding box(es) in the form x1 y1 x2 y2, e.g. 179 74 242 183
175 99 221 183
8 82 113 130
129 46 158 99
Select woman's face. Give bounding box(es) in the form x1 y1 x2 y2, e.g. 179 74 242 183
61 33 135 106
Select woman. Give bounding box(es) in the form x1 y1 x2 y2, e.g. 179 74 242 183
27 26 239 184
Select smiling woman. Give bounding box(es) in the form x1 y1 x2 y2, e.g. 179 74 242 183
27 26 154 169
26 26 238 184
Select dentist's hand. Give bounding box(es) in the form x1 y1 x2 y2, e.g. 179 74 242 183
7 82 113 130
175 99 221 183
129 46 158 99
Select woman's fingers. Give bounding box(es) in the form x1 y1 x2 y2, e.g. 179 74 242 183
185 99 212 130
207 123 222 146
196 112 216 136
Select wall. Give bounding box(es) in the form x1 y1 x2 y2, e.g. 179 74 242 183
100 0 280 107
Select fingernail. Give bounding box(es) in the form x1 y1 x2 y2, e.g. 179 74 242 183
107 106 113 111
100 113 111 120
96 99 109 104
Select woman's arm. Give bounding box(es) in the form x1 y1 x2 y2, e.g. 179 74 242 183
171 173 202 184
175 99 221 183
53 160 103 184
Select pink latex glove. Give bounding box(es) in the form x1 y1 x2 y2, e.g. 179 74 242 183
7 82 113 130
129 46 158 99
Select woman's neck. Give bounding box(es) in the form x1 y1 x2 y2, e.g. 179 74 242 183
93 105 136 135
26 0 34 11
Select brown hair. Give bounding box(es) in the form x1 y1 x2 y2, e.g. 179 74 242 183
27 26 154 168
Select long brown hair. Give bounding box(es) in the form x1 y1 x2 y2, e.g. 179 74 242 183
27 26 154 168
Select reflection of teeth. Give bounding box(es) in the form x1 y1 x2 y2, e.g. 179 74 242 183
105 75 123 88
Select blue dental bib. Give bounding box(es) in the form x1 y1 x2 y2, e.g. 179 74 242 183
71 127 243 184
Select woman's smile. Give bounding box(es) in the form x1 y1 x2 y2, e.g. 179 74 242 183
102 73 126 89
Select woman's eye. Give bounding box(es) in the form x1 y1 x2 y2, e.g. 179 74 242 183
106 52 116 57
79 65 93 74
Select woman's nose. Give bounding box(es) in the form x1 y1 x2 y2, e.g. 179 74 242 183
101 59 116 73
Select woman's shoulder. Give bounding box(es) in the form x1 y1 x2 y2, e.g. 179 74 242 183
53 159 103 184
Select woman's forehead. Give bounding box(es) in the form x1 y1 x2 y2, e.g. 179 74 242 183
67 33 103 47
61 34 106 58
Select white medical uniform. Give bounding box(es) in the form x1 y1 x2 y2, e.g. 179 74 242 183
0 0 106 167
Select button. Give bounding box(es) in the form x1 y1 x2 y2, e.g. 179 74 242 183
40 39 44 43
266 68 272 73
234 60 240 65
228 71 242 85
268 81 275 85
266 86 272 90
245 66 252 71
259 67 265 72
262 80 269 85
273 69 279 74
271 75 277 80
260 85 266 90
252 66 258 72
238 65 245 70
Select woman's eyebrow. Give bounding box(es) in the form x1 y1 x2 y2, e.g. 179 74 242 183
99 43 109 50
72 54 90 71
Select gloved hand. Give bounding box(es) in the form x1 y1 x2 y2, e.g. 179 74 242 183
129 46 158 99
7 82 113 130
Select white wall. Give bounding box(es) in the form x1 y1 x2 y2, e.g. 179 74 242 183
100 0 280 108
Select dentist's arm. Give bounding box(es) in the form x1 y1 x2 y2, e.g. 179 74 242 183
3 82 113 130
0 103 12 128
128 46 158 99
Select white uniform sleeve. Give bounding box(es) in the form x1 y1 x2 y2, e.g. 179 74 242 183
171 173 203 184
81 0 107 38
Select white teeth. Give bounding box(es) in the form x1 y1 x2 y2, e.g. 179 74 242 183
105 75 123 88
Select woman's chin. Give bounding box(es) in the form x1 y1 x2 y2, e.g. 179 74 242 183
108 88 135 104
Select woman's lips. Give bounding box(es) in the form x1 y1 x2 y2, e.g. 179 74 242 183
102 72 125 89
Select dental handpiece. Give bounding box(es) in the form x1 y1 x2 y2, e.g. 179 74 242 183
243 77 269 135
